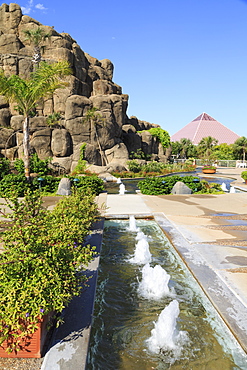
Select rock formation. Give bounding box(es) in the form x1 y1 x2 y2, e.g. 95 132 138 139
0 3 169 173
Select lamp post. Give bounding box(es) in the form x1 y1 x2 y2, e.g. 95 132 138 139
37 177 44 190
73 178 79 188
193 178 200 192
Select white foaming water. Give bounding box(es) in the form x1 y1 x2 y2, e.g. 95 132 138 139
147 300 188 354
138 263 170 299
116 177 122 184
128 215 139 232
221 182 228 192
230 186 236 193
129 232 151 264
135 230 146 241
119 183 126 195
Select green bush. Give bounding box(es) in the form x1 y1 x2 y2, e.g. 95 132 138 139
0 158 10 179
142 162 166 173
0 190 98 352
129 149 150 160
0 174 32 197
138 177 169 195
197 181 224 194
13 158 25 174
13 154 50 176
0 174 60 197
127 160 142 173
148 127 170 149
71 144 87 175
138 175 202 195
32 175 60 194
70 175 104 195
241 171 247 180
30 153 51 175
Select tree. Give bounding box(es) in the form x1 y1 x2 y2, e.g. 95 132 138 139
197 136 218 163
233 136 247 161
0 61 71 180
23 27 51 67
171 139 197 159
213 143 235 160
83 107 108 166
171 141 182 158
179 138 197 159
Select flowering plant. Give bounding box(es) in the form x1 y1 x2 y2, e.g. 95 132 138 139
0 189 98 353
202 165 216 170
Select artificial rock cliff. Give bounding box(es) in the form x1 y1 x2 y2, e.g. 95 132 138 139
0 3 168 173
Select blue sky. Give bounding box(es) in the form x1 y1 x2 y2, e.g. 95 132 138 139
19 0 247 138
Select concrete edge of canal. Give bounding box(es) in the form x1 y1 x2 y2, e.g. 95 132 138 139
154 212 247 354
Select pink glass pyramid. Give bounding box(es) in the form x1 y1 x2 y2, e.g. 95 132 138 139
171 113 240 144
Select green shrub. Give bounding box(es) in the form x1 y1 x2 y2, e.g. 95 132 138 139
0 174 32 197
241 171 247 180
138 175 202 195
32 175 60 194
70 175 104 195
0 158 10 179
148 127 170 149
197 181 223 194
13 154 50 176
129 149 150 160
127 160 142 173
142 162 166 173
138 177 170 195
0 190 98 352
13 158 25 174
0 174 60 197
30 153 51 175
71 144 87 175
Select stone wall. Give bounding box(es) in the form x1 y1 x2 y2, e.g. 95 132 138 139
0 3 168 172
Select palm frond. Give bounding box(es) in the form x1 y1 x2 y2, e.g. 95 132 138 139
29 61 71 102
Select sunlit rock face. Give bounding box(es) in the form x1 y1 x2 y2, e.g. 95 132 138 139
0 3 167 172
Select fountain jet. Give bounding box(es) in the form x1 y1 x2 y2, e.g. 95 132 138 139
138 263 170 299
147 300 188 354
119 183 126 195
129 231 151 264
221 182 228 192
128 215 139 232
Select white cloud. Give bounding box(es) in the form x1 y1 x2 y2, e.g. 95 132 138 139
21 0 33 14
21 0 47 14
35 3 47 10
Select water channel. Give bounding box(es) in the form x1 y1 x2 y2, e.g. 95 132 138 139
87 219 247 369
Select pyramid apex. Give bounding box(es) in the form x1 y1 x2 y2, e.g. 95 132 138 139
192 113 216 122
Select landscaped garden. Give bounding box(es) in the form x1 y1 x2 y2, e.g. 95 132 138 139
0 155 104 197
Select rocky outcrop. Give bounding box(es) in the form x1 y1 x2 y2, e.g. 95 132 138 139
0 3 170 172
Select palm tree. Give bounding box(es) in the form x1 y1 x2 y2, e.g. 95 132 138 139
198 136 218 163
23 27 51 67
233 136 247 162
0 61 71 180
179 138 197 159
83 107 108 166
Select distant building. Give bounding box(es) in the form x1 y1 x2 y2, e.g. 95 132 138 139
171 113 240 145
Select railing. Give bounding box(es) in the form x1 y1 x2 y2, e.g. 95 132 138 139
172 159 247 168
